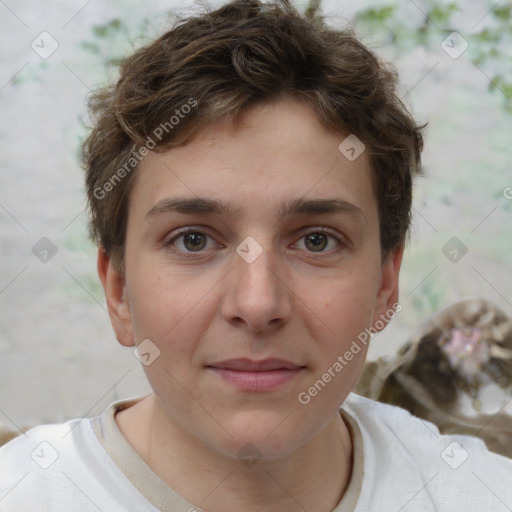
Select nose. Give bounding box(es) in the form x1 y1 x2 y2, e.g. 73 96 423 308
221 242 292 335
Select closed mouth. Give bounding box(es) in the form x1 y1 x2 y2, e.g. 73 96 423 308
206 358 304 372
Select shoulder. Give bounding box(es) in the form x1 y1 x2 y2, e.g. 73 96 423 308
343 393 512 511
343 392 511 464
0 419 78 468
0 420 83 508
0 409 156 511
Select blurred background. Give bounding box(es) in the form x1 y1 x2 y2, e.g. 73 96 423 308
0 0 511 427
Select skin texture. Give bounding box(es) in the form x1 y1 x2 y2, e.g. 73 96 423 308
98 97 403 512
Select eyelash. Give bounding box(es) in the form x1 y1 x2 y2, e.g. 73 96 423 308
164 227 345 259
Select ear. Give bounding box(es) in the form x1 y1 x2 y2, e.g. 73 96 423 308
372 245 404 333
97 247 135 347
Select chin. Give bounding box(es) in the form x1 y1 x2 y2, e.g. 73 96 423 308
210 409 310 461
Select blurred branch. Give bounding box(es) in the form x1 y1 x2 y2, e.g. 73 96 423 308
354 1 512 112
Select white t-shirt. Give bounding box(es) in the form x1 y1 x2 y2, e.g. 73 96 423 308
0 393 511 511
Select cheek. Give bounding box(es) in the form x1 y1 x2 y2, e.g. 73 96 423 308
127 269 216 353
300 269 379 345
297 279 375 408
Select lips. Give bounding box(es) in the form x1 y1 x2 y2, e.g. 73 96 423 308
206 358 305 391
207 358 303 372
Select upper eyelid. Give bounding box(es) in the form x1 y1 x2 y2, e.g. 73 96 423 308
166 226 219 243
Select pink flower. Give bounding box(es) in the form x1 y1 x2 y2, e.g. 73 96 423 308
441 328 489 381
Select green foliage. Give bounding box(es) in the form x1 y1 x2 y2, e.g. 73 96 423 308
353 0 512 112
428 2 458 25
489 76 512 103
80 18 136 71
493 4 512 21
411 273 446 320
92 18 121 38
357 6 395 23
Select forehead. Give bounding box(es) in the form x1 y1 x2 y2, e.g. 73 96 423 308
128 97 377 225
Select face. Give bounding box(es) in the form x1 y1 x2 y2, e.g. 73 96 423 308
101 97 402 460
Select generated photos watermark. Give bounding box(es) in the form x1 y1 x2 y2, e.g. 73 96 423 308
93 97 198 200
338 133 365 161
134 338 161 366
298 301 403 405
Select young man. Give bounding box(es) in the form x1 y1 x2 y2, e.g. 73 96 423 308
1 0 511 510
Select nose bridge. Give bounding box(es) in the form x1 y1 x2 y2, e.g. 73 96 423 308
223 234 291 332
235 238 280 302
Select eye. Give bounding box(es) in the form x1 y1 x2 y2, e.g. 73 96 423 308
165 228 217 254
294 229 343 255
164 227 345 258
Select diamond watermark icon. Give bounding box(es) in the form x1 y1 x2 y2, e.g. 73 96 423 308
338 134 365 161
31 31 59 59
442 237 468 263
31 441 59 469
134 339 161 366
237 442 262 468
441 441 469 469
236 236 263 264
32 237 58 263
441 32 468 59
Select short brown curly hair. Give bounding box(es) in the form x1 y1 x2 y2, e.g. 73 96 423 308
82 0 424 273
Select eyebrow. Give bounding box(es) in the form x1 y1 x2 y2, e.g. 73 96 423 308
145 196 367 225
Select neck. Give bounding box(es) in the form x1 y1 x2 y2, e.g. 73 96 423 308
116 394 353 512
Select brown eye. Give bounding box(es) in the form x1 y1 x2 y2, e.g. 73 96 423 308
182 232 207 251
166 229 216 255
304 233 328 252
294 230 342 255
